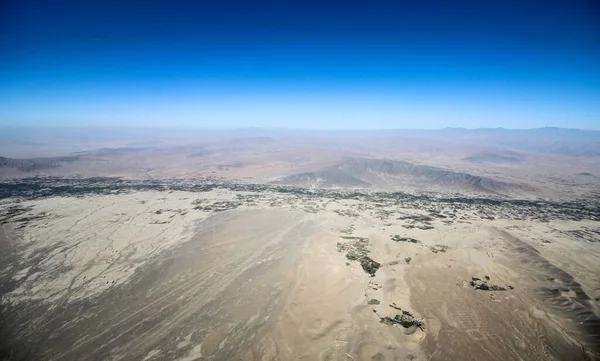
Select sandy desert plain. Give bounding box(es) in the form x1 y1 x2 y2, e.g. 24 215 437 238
0 127 599 361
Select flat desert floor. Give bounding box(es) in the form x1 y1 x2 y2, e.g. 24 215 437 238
1 178 599 361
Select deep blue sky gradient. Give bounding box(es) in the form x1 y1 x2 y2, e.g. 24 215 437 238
1 0 599 129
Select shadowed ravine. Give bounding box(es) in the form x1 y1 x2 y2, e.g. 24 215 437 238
496 229 600 355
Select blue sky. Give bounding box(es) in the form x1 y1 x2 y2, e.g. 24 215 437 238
1 0 599 129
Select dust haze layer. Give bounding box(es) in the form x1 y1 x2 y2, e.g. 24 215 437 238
1 127 599 200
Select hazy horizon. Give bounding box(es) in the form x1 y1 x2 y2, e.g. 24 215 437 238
1 124 600 132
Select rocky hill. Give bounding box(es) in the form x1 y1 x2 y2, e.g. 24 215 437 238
0 156 77 173
274 157 535 196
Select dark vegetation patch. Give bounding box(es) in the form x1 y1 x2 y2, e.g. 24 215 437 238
359 257 381 277
340 224 355 235
398 214 435 230
193 200 242 212
402 224 434 230
397 214 434 222
429 244 449 253
334 209 359 217
390 235 420 243
340 236 369 241
336 237 381 277
429 211 447 218
1 177 599 223
377 304 424 330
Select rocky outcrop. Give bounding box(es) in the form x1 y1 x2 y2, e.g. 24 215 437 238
470 276 513 291
379 307 424 329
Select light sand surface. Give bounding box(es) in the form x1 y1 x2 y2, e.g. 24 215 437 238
1 184 599 360
406 222 600 361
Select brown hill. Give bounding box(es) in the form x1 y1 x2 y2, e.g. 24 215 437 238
0 156 77 173
274 157 536 196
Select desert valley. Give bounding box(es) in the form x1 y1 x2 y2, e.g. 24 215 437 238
0 127 599 361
